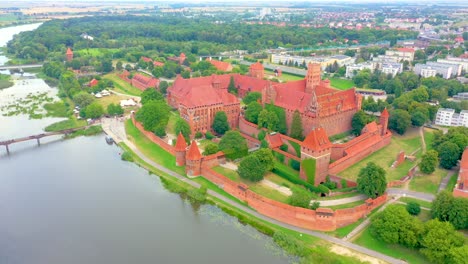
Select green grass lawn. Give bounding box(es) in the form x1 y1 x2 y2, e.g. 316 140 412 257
339 130 422 182
447 173 458 192
409 168 447 195
354 228 430 264
398 197 432 209
329 77 355 90
166 112 180 135
75 48 119 57
423 128 435 151
265 69 304 82
323 200 366 210
103 73 142 96
317 192 361 201
44 118 87 132
125 119 185 175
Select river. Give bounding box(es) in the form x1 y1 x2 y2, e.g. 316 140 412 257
0 24 292 263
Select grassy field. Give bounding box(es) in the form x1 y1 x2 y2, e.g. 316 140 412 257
125 119 185 175
75 48 119 57
44 118 87 132
354 228 430 264
409 168 447 194
103 73 142 96
339 128 422 181
398 197 432 209
264 69 304 82
323 200 366 210
329 77 355 90
423 128 435 150
447 173 458 192
95 94 129 111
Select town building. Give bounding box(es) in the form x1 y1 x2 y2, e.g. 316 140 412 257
345 63 373 78
453 92 468 101
437 57 468 73
271 54 354 70
385 48 415 61
435 108 468 127
454 148 468 198
119 71 160 91
414 62 454 79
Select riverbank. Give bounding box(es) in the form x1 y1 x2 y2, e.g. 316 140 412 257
111 118 406 264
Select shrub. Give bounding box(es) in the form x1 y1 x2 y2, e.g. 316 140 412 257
279 144 288 152
205 131 215 140
121 151 133 162
406 202 421 216
203 143 219 155
288 189 313 208
258 130 266 140
195 131 203 139
310 201 320 210
340 179 348 188
273 232 307 257
187 187 207 202
289 159 300 171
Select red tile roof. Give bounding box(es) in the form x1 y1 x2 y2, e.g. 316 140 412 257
66 48 73 55
302 127 331 151
461 148 468 169
381 108 389 117
187 141 202 160
396 48 415 53
174 132 187 151
206 58 233 72
362 122 379 134
131 73 160 91
153 61 164 67
266 133 283 149
88 78 98 87
250 62 264 70
141 56 153 63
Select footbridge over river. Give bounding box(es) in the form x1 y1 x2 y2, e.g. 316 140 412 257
0 126 92 154
0 64 43 71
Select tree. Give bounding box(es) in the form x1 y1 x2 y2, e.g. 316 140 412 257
419 150 438 174
406 202 421 216
351 110 370 136
141 88 164 105
107 103 124 116
420 220 464 264
357 162 387 198
219 131 248 160
438 142 460 169
203 143 219 155
449 245 468 264
243 92 262 105
258 109 278 131
411 110 427 127
432 191 468 230
290 110 303 140
116 61 123 71
159 81 169 94
288 189 313 208
237 155 264 182
212 111 230 135
252 148 275 172
389 109 411 135
101 59 113 73
244 101 262 124
84 102 104 119
135 100 170 133
72 92 95 108
228 76 237 95
175 118 191 143
370 205 424 248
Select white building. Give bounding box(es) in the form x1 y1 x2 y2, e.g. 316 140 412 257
345 63 373 78
414 63 453 79
437 57 467 73
435 108 468 127
453 92 468 101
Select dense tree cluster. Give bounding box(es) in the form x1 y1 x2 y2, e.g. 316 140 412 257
237 148 275 182
431 191 468 230
219 131 248 160
135 94 170 137
432 127 468 169
212 111 230 135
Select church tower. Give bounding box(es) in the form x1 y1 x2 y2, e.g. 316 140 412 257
66 48 73 62
305 63 321 94
300 127 332 186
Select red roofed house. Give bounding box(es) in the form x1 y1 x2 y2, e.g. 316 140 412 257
131 73 160 91
454 148 468 198
141 56 153 63
454 36 464 43
88 78 99 87
66 48 74 62
153 61 165 67
206 58 233 72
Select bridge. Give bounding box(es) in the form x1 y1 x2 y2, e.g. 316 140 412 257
0 64 43 71
0 126 91 154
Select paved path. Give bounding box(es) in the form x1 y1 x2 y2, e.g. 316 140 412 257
419 127 426 153
438 170 455 193
394 201 431 211
313 194 367 206
343 198 398 242
387 188 435 202
103 119 407 264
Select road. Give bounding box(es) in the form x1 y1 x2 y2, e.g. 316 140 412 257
387 188 435 202
102 118 407 264
313 194 367 206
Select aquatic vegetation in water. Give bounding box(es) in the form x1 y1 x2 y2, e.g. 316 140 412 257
0 91 62 119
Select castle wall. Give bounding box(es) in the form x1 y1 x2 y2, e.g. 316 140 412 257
132 116 175 155
239 116 260 138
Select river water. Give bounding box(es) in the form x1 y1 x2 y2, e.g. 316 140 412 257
0 24 292 263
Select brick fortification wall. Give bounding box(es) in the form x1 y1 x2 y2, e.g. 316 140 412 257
329 133 392 175
132 116 176 155
201 167 387 231
239 116 261 138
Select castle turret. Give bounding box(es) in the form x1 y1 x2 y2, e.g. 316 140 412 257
305 63 321 94
186 140 202 177
179 53 186 65
300 127 332 186
380 108 389 136
66 48 73 62
249 62 264 79
175 132 187 166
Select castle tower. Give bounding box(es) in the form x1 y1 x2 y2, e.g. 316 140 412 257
174 132 188 166
66 48 73 62
380 108 389 136
300 127 332 186
186 140 202 177
249 62 264 79
179 53 186 65
305 63 321 94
